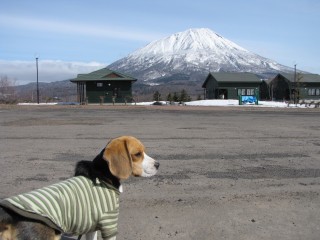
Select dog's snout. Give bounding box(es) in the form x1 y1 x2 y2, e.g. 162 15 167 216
154 161 160 169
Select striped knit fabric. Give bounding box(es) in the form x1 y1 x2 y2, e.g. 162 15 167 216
0 176 120 240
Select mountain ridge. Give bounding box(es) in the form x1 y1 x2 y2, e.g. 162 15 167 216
108 28 294 84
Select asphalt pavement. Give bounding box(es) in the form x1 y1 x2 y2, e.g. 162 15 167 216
0 105 319 239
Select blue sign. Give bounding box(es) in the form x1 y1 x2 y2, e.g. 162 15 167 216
241 96 258 105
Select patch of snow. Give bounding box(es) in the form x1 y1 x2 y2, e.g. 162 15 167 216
18 102 59 106
136 100 316 108
18 102 79 106
17 100 316 108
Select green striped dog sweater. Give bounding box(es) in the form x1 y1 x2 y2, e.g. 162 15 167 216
0 176 120 240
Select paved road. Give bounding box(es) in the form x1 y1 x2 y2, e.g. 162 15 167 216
0 105 319 239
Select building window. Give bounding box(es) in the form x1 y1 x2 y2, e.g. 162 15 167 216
237 88 255 96
308 89 312 95
97 83 103 87
308 88 320 96
238 89 245 96
247 89 255 95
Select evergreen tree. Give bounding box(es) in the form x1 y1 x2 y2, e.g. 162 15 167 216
173 92 179 102
180 89 191 102
153 91 161 101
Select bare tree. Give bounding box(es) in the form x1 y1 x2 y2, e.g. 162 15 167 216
0 75 17 103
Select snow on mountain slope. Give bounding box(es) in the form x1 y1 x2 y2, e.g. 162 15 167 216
108 28 293 83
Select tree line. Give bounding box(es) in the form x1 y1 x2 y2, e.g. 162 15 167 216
153 89 194 103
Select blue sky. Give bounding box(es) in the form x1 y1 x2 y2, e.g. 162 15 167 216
0 0 319 84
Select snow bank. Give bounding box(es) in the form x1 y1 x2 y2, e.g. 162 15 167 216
17 100 317 108
137 100 316 108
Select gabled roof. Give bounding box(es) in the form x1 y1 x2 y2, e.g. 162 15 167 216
273 73 320 83
202 72 261 87
71 68 137 82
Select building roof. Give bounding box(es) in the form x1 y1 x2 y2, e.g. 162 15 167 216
273 73 320 83
71 68 137 82
202 72 261 87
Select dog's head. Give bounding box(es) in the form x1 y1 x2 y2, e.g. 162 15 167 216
103 136 159 180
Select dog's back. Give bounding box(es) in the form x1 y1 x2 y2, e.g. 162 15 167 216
1 206 60 240
0 207 15 237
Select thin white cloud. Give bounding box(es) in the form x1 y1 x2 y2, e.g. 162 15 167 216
0 14 162 42
0 59 106 85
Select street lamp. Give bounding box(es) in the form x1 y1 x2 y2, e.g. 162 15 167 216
36 57 39 104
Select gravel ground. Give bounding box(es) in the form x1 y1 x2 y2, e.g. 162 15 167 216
0 105 319 240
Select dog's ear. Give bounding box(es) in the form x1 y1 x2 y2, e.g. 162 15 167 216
103 138 132 180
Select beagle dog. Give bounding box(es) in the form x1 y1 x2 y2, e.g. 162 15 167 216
0 136 159 240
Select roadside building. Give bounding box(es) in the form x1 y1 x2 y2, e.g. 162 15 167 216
202 72 261 100
269 73 320 101
71 68 137 104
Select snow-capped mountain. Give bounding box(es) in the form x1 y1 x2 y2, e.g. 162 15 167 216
108 28 293 84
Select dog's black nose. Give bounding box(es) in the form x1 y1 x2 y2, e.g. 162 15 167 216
154 161 160 169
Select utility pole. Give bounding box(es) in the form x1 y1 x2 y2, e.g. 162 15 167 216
36 57 39 104
294 64 297 104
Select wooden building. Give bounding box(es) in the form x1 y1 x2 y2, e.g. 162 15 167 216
71 68 137 104
202 72 261 100
269 73 320 101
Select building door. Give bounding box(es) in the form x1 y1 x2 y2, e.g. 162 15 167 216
218 89 228 99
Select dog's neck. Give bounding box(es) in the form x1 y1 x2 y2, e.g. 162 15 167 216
92 149 121 190
75 149 122 192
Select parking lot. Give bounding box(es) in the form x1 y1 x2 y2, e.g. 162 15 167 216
0 105 319 239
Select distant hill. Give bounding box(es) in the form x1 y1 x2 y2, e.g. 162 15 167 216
14 80 77 102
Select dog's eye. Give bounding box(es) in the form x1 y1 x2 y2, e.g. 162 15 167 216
134 152 142 157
